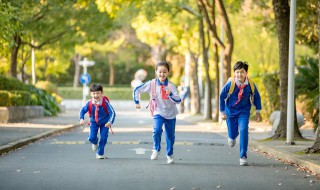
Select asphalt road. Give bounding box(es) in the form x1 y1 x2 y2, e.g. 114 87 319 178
0 107 319 190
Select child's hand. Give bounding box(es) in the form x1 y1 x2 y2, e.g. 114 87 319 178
105 122 111 128
166 89 171 95
221 114 227 120
80 119 84 125
136 104 141 109
256 113 262 122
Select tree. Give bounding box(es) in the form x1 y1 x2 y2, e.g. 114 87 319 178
197 0 234 83
271 0 302 139
305 0 320 153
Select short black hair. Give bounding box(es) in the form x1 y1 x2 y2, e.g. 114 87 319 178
156 61 170 72
233 61 249 72
90 83 103 92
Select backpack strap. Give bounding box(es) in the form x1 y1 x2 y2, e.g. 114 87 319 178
224 77 235 103
247 77 255 105
227 77 235 96
88 100 93 117
151 79 156 97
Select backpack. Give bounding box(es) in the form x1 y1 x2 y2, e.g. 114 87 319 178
225 77 255 105
88 96 110 117
87 96 114 134
147 79 172 116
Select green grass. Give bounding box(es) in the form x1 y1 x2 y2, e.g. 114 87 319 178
58 86 149 100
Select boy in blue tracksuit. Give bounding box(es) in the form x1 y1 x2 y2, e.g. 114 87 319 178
133 61 181 164
79 83 116 159
219 61 262 166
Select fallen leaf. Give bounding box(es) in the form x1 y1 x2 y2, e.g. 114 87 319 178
169 187 176 190
310 180 315 184
33 171 40 174
216 185 221 188
16 170 22 172
278 183 282 186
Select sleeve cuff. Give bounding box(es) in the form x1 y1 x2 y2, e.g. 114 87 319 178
256 110 261 113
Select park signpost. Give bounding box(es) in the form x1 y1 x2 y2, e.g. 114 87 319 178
79 58 95 106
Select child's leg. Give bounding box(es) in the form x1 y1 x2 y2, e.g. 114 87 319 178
238 113 249 158
97 125 109 156
153 115 164 152
226 116 239 140
88 123 99 145
164 118 176 156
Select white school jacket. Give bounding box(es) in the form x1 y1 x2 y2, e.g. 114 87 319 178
133 78 181 119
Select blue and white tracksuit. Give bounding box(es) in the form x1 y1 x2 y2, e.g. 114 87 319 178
79 99 116 156
133 78 181 156
219 77 262 158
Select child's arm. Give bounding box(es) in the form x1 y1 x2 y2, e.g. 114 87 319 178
133 81 151 107
79 102 89 125
253 84 262 122
168 83 181 104
219 82 231 120
105 101 116 127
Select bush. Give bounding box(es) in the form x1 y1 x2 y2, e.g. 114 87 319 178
0 75 28 91
9 91 31 106
0 91 10 106
0 75 60 116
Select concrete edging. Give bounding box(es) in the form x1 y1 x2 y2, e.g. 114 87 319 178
0 124 80 155
0 106 44 123
250 140 320 174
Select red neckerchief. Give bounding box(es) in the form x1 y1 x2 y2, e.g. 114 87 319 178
233 84 247 106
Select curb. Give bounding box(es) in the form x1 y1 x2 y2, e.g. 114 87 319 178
0 124 80 155
250 140 320 174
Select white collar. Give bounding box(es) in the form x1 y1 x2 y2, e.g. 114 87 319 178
91 99 102 105
235 77 249 86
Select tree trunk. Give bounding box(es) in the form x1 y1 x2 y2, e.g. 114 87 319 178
189 56 201 114
272 0 290 139
73 54 82 88
215 0 233 82
213 43 220 122
108 55 115 86
305 0 320 153
10 34 21 78
200 15 212 120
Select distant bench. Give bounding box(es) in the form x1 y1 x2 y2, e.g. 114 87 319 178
0 106 44 123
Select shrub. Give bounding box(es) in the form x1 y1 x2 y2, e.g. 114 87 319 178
0 91 10 106
0 75 28 90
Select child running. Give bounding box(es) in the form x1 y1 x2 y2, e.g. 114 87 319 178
219 61 262 166
79 83 116 159
133 61 181 164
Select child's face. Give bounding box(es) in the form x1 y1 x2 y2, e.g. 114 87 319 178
234 68 247 83
90 91 103 103
156 65 169 82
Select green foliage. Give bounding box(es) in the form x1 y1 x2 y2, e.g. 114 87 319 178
295 57 319 129
0 75 28 90
0 75 60 116
0 91 10 106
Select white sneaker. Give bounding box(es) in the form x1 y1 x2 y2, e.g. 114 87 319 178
240 157 248 166
228 138 236 147
92 144 98 151
167 155 174 164
150 150 159 160
96 154 104 159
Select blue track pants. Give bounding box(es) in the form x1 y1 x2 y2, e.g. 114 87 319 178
153 115 176 156
88 123 109 156
226 112 249 158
